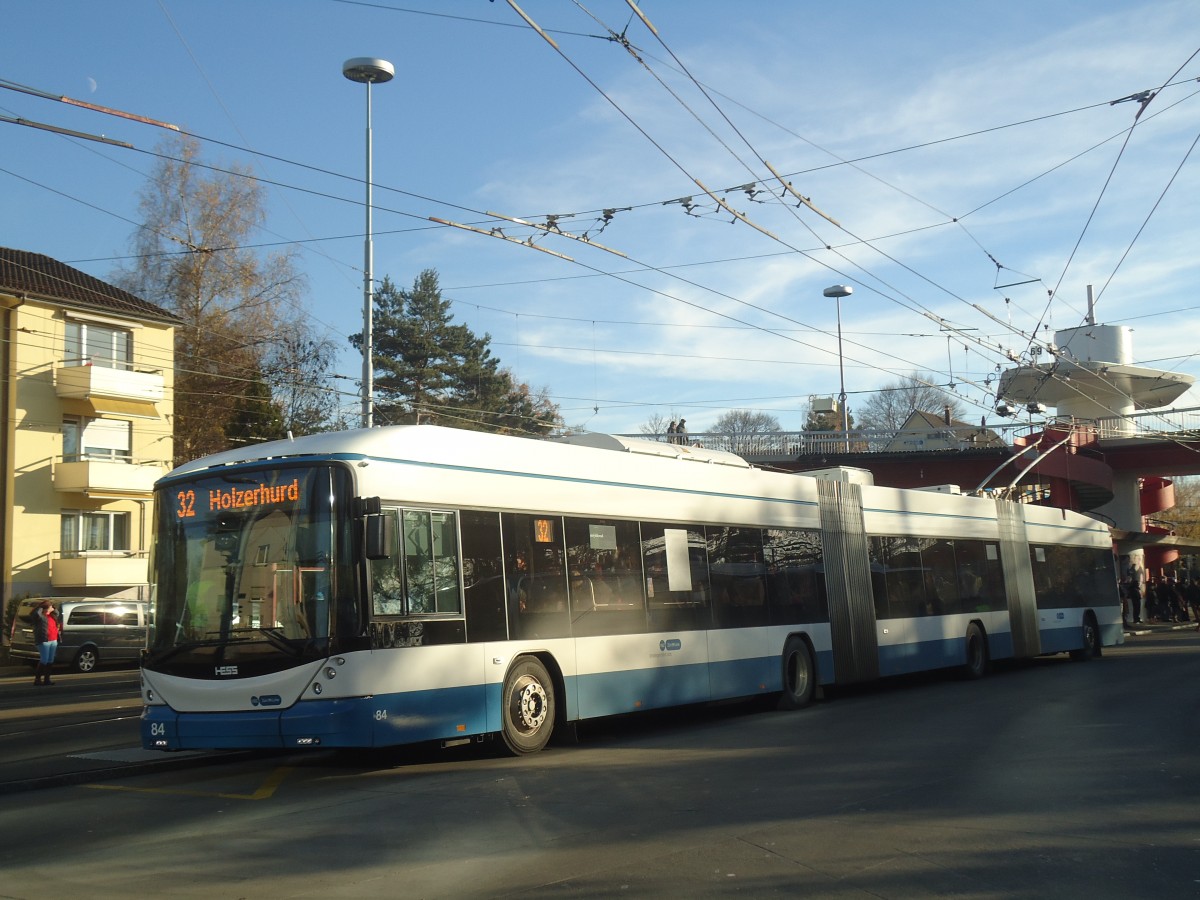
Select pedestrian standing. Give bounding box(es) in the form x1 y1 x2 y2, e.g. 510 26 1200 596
1130 571 1143 624
32 600 60 686
676 418 688 446
1169 577 1187 622
667 420 677 444
1186 578 1200 630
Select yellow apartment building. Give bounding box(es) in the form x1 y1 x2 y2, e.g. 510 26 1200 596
1 247 179 609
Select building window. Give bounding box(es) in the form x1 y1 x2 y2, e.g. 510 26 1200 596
61 510 130 556
62 417 132 462
65 319 132 369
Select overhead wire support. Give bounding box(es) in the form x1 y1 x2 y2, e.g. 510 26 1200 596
506 0 560 50
760 159 841 227
620 2 841 230
0 77 180 131
692 179 782 242
429 216 575 261
0 114 134 149
484 210 629 258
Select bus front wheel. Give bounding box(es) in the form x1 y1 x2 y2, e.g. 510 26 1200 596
501 657 556 755
778 636 816 710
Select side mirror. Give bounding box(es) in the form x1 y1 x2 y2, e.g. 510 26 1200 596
364 512 394 560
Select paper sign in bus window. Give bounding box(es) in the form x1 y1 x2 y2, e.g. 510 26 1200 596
664 528 693 592
589 523 617 551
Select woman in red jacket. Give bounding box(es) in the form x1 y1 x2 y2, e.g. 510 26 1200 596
32 600 60 686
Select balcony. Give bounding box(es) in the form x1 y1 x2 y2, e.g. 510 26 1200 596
53 456 163 498
51 552 149 588
56 362 164 417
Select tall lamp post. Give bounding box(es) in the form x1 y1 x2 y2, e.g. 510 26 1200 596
823 284 853 451
343 57 394 429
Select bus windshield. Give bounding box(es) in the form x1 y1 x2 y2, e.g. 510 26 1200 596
145 464 356 673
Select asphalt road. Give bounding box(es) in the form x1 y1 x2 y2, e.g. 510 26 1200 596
0 629 1198 898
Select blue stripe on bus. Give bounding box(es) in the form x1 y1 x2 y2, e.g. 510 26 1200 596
145 690 488 750
1038 624 1088 655
878 637 972 677
571 661 720 718
368 683 487 746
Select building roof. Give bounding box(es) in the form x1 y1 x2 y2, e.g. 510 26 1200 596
892 408 1009 448
0 247 180 325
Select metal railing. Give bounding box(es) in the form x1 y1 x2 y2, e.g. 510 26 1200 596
59 453 168 467
620 407 1200 458
1094 406 1200 439
622 424 1030 457
56 549 148 560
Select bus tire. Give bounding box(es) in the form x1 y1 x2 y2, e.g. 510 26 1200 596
778 636 816 710
962 623 988 680
1069 613 1101 661
501 657 556 755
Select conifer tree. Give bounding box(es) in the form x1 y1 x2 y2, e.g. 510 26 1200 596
354 269 561 434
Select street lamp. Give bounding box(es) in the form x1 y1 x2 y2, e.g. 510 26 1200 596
822 284 853 451
343 57 394 429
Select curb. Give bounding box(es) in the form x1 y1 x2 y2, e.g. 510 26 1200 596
1124 623 1196 637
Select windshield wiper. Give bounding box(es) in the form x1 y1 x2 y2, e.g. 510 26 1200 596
258 627 304 656
224 626 306 657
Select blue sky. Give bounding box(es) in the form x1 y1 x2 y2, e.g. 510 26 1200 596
2 0 1198 436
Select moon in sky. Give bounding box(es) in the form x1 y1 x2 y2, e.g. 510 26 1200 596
86 77 97 93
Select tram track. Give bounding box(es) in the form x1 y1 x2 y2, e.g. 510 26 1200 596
0 709 142 739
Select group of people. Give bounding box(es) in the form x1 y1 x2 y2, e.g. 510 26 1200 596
665 419 689 445
1120 573 1200 629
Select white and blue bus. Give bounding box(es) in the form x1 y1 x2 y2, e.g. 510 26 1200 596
140 425 1121 755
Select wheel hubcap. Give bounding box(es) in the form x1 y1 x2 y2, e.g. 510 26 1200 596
514 677 547 732
787 652 807 696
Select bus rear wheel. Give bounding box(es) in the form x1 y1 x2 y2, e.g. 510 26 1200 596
501 657 555 755
961 624 988 680
778 636 815 710
1070 614 1102 661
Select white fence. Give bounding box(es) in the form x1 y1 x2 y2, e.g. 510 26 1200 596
621 406 1200 458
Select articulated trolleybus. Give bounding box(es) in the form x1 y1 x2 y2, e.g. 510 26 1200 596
141 425 1121 755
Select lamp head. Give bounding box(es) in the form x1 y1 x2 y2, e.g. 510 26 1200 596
343 58 395 84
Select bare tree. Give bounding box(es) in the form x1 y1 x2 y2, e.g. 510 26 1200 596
640 411 680 439
114 136 334 462
857 373 966 433
1166 476 1200 543
264 322 342 436
713 409 781 434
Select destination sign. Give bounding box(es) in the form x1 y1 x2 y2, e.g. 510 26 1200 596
175 478 301 519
